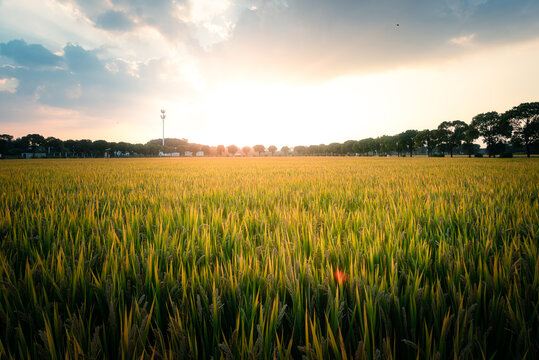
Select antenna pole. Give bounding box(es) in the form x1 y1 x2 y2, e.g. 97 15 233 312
160 109 166 146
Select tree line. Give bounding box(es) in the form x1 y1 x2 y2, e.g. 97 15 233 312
1 101 537 158
292 102 538 158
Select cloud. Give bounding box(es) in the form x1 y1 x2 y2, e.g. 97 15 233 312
0 77 18 93
95 10 136 32
63 0 192 43
194 0 539 82
63 44 104 73
450 33 476 46
0 38 197 116
0 39 62 67
444 0 488 18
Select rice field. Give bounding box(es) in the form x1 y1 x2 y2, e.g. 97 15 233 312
0 157 537 359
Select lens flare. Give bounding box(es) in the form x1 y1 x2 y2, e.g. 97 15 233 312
334 269 348 285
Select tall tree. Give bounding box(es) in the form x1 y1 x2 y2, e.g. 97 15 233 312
359 138 376 156
502 102 539 158
437 121 467 157
241 146 251 155
379 135 396 155
268 145 277 155
280 146 290 155
398 130 419 157
471 112 512 157
343 140 358 155
253 144 265 155
328 142 342 155
216 145 225 156
293 146 307 155
227 145 238 156
462 124 479 157
44 137 65 156
0 134 13 155
21 134 45 153
414 129 439 157
201 145 210 156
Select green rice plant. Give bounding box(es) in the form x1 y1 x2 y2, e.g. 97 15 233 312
0 157 537 359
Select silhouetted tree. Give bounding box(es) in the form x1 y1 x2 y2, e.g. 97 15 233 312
462 124 479 157
44 137 65 156
502 102 539 158
437 120 467 157
280 146 290 155
414 130 439 157
21 134 45 153
241 146 251 155
398 130 419 157
0 134 13 155
471 112 512 157
93 140 109 157
268 145 277 155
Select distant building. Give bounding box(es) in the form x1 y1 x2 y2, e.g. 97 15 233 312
184 151 193 157
196 151 204 157
159 151 181 157
22 153 47 159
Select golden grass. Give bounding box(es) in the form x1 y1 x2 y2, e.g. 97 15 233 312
0 157 537 359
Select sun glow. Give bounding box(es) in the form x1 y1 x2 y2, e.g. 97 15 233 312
189 79 382 147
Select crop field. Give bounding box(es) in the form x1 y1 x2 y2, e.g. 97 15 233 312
0 157 538 359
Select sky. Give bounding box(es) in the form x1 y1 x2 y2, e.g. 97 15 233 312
1 0 538 147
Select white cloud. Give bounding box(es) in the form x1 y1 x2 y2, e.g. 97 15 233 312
0 77 18 93
450 33 476 46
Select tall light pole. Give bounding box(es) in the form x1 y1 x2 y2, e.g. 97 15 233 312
160 109 166 146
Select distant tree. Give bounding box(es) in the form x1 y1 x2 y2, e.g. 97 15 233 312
414 129 439 157
217 145 225 156
343 140 358 155
268 145 277 155
328 142 342 155
437 120 467 157
132 143 146 156
117 142 131 155
0 134 13 154
280 146 290 155
471 112 512 157
358 138 376 155
379 135 396 155
21 134 45 152
241 146 251 155
462 124 479 157
253 144 265 155
502 102 539 158
145 143 161 156
294 146 307 155
398 130 419 157
189 143 202 154
201 145 211 156
93 140 109 157
44 137 65 156
307 145 321 155
227 145 238 155
76 139 93 157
